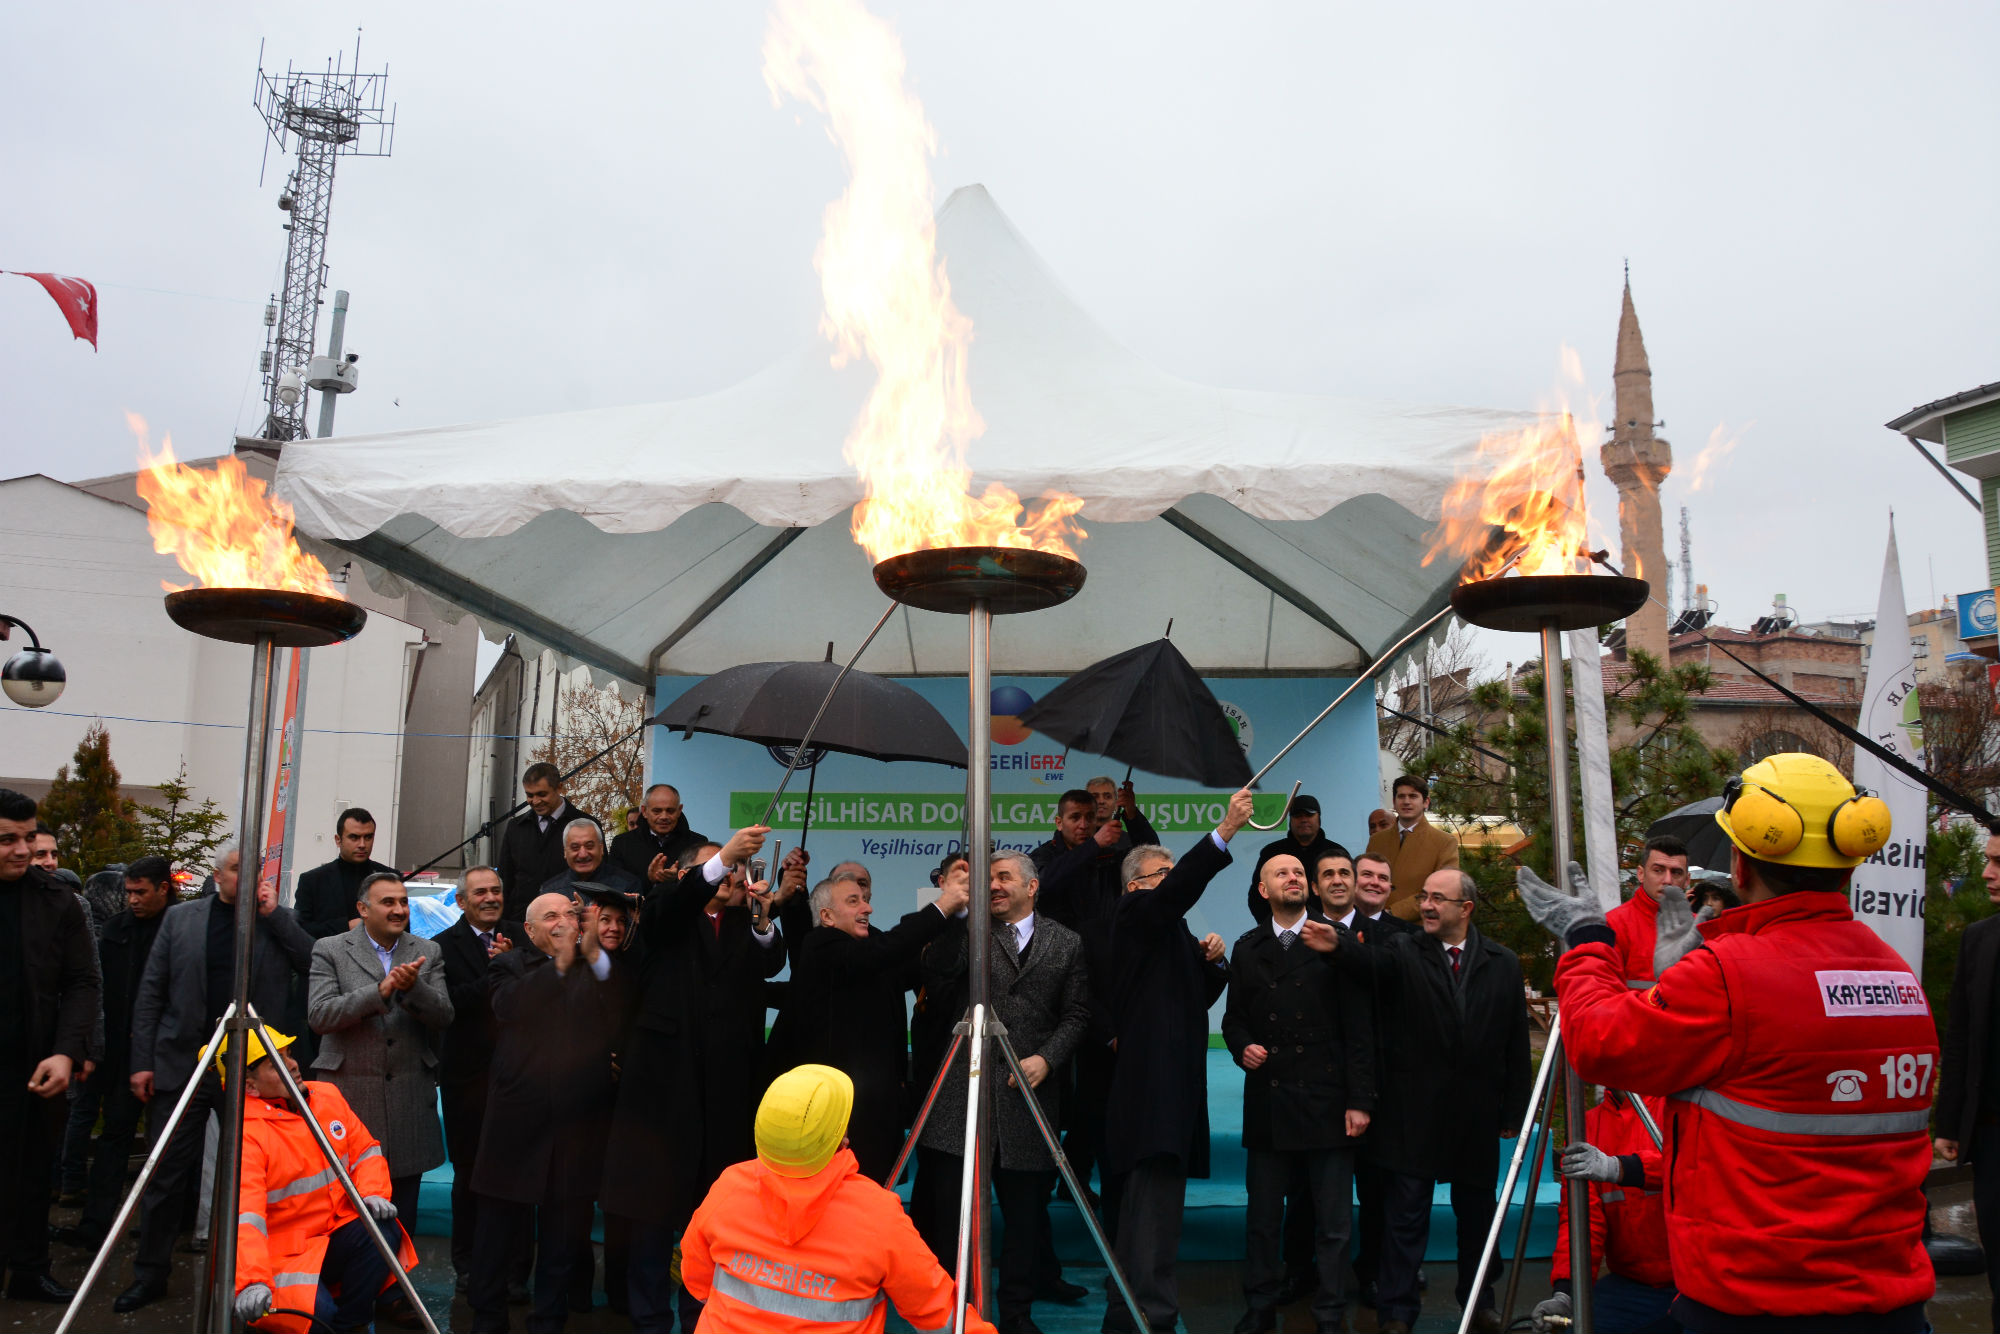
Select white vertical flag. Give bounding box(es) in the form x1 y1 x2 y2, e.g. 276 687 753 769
1849 523 1927 974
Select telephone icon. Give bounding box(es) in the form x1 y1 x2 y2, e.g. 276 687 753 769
1826 1069 1867 1103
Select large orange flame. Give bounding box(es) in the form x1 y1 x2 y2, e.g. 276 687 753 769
763 0 1085 564
131 414 338 596
1423 350 1599 582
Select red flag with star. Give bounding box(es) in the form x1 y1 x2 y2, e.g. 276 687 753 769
10 272 98 349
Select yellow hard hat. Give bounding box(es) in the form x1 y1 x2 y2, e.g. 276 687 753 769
1714 753 1892 870
755 1064 853 1178
203 1026 296 1086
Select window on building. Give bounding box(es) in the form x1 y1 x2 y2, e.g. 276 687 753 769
1911 636 1930 659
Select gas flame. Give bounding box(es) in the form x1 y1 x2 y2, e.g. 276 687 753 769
1423 351 1599 582
1685 421 1745 493
763 0 1085 564
131 414 338 596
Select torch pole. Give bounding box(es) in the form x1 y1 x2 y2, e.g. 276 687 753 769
1539 619 1593 1334
198 633 280 1334
957 598 994 1324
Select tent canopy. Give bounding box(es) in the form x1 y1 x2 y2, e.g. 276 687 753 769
277 186 1530 686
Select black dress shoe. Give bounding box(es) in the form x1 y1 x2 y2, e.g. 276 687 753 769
114 1277 169 1312
8 1271 76 1302
53 1223 106 1248
1232 1309 1277 1334
1035 1276 1088 1304
376 1295 425 1329
1468 1309 1504 1334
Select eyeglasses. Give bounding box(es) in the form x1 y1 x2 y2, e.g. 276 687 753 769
1416 892 1466 907
1131 866 1171 885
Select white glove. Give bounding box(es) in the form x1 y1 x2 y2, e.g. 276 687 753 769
1531 1289 1572 1330
1516 862 1608 942
235 1282 273 1323
1558 1142 1622 1183
1652 882 1714 977
362 1194 398 1221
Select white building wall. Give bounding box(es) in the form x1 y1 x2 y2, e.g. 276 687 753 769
0 475 423 878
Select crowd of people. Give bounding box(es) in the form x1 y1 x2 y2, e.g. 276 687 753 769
0 748 1956 1334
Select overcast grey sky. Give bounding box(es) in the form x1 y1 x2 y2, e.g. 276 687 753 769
5 2 1995 639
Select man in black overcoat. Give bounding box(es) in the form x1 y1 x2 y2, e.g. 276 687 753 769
0 789 100 1303
600 826 789 1334
607 783 705 885
1034 785 1162 932
435 866 529 1295
1223 851 1374 1334
493 762 594 919
294 807 397 940
1935 828 2000 1326
1340 849 1414 1305
769 859 969 1182
1099 788 1252 1334
1349 867 1529 1334
467 890 619 1334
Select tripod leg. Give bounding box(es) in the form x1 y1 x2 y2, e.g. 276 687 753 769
1456 1015 1565 1334
1498 1076 1557 1329
248 1012 442 1334
886 1030 966 1189
951 1006 988 1334
53 1009 237 1334
993 1031 1150 1334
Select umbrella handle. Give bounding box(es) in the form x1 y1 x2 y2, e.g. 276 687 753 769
1244 779 1301 831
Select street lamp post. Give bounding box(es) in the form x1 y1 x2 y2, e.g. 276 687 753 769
0 614 66 708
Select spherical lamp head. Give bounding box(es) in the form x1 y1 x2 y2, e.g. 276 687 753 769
2 648 66 708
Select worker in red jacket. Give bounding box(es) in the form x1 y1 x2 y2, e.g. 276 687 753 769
1531 1089 1674 1333
1603 835 1692 989
1519 753 1933 1334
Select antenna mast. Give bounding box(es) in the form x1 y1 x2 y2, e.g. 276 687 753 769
250 37 393 442
1679 505 1693 616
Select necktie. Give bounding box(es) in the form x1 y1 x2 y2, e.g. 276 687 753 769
1279 929 1297 951
1399 825 1409 845
1448 945 1463 976
480 930 493 950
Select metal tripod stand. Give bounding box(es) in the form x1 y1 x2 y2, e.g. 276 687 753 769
887 1004 1152 1333
54 1004 440 1334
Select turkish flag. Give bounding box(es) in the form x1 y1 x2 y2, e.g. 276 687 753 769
9 271 98 349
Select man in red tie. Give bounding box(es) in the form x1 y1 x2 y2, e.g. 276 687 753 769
1318 867 1530 1334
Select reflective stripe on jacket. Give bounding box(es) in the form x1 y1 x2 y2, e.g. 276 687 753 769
1555 892 1937 1319
682 1147 995 1334
1550 1090 1673 1290
236 1081 417 1334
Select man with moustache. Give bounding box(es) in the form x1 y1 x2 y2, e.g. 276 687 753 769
1329 868 1528 1334
307 871 452 1238
771 858 971 1181
540 818 642 898
914 853 1091 1334
435 867 529 1296
1225 852 1374 1334
609 784 705 885
469 892 620 1334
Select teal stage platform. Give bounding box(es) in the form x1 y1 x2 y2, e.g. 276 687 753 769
413 1050 1560 1265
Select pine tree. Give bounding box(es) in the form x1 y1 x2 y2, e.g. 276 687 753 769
39 723 147 874
136 760 232 873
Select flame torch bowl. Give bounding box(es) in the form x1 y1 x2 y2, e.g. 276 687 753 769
165 587 368 648
873 546 1087 616
1450 573 1649 634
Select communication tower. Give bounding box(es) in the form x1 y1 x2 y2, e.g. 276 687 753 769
250 37 393 441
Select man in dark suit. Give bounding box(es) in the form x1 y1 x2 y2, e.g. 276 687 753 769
770 853 969 1182
601 826 788 1333
0 789 100 1302
1354 868 1529 1334
1339 849 1412 1305
117 842 315 1313
1225 851 1374 1334
436 866 529 1295
1936 829 2000 1326
913 852 1091 1334
294 807 397 940
608 783 705 885
1034 786 1163 932
538 817 641 897
468 890 620 1334
55 857 174 1252
495 763 595 919
1100 789 1252 1334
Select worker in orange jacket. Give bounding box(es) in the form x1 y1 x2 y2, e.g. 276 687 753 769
682 1063 996 1334
218 1026 420 1334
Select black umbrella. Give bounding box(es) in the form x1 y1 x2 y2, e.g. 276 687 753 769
1017 634 1252 789
1645 796 1730 871
652 660 967 768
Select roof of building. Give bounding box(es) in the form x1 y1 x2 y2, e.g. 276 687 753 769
1885 379 2000 444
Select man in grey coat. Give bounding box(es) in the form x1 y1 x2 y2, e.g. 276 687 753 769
116 850 314 1313
913 852 1091 1334
308 871 452 1232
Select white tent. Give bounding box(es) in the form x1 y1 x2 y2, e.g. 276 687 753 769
276 186 1531 689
